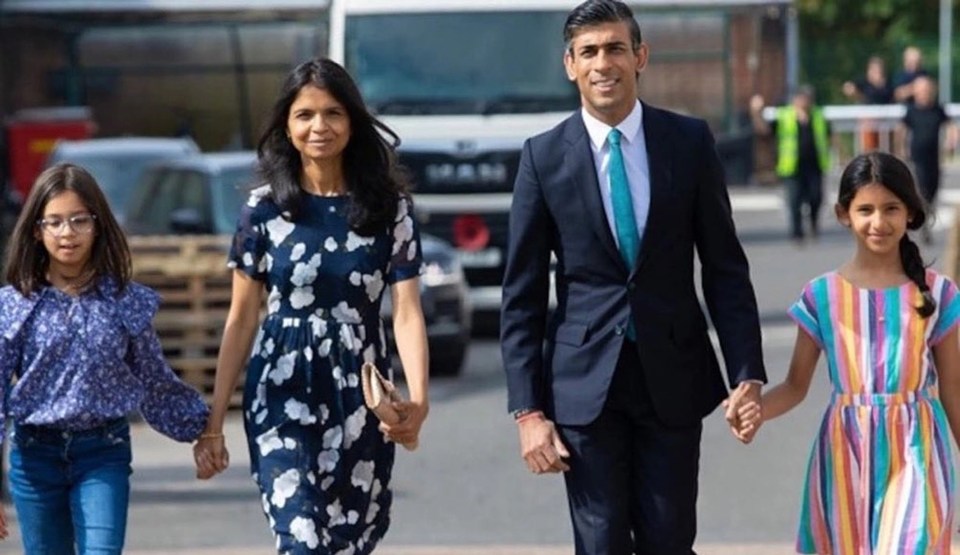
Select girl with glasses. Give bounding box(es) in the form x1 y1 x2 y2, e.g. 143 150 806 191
0 162 210 554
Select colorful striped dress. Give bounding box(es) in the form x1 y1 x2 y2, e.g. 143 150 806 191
788 269 960 554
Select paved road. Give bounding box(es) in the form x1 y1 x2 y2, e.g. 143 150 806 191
3 166 960 554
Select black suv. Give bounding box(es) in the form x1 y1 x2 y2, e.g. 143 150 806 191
125 152 471 376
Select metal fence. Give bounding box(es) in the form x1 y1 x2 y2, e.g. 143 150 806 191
762 102 960 168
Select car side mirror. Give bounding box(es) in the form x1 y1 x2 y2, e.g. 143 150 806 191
169 207 211 234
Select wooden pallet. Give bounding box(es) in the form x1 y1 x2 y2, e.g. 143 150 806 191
129 235 242 407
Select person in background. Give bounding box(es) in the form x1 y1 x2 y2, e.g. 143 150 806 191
841 55 894 151
893 45 929 104
0 163 209 554
900 75 959 244
193 58 429 554
734 152 960 554
750 86 831 244
501 1 767 553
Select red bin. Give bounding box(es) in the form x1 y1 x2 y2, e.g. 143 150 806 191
6 106 95 200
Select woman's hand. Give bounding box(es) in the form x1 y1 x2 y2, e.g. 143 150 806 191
379 400 429 450
194 433 230 479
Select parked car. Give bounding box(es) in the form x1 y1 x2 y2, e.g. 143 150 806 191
126 152 471 376
45 136 200 224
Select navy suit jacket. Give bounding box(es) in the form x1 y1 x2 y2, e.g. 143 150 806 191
500 103 767 427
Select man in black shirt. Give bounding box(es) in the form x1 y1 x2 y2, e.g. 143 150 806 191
893 47 930 105
842 56 894 151
901 76 958 243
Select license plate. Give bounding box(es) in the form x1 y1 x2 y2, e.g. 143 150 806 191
458 248 502 268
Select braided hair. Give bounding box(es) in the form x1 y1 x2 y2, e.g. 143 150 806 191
837 152 935 317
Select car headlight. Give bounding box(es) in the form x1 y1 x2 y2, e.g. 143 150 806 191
421 254 464 288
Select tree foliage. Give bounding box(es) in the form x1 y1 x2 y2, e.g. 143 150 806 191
797 0 959 103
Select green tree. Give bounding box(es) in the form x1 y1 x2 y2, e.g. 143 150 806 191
798 0 958 103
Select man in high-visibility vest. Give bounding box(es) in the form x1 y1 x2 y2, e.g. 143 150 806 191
750 86 831 243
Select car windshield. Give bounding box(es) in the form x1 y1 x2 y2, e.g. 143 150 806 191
213 166 258 234
66 156 161 219
345 11 578 115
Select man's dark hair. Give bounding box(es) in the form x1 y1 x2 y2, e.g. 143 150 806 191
564 0 642 52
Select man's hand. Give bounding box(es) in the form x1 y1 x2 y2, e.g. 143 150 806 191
518 414 570 474
723 381 763 444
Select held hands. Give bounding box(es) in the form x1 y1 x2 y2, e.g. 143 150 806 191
193 432 230 480
723 382 763 444
379 400 428 449
518 414 570 474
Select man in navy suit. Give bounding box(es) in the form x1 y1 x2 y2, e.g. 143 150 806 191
500 1 767 553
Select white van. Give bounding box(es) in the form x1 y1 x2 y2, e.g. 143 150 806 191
329 0 577 314
328 0 791 316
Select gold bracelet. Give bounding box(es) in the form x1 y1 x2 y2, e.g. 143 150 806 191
198 432 224 440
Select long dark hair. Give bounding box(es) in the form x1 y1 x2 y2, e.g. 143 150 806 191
257 57 408 234
3 163 131 296
837 152 934 317
564 0 642 52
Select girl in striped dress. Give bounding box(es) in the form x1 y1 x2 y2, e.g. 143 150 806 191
736 152 960 553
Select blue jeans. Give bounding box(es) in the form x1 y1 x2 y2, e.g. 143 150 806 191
9 418 133 555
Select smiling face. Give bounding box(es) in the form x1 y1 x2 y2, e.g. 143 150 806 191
564 21 647 126
36 190 96 277
836 183 911 257
286 84 351 163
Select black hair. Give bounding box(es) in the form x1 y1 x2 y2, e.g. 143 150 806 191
564 0 642 52
837 152 934 317
256 57 408 235
4 163 131 296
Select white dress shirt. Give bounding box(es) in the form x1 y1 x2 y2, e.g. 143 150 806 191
581 100 650 251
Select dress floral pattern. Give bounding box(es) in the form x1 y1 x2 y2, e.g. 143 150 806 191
228 186 421 555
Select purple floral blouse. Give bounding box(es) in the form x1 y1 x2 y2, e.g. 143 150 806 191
0 278 209 443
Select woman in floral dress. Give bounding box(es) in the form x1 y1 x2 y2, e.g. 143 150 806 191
194 58 429 555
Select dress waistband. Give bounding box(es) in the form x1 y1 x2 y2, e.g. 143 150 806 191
832 387 938 407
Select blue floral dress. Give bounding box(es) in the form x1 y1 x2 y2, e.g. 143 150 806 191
228 186 421 555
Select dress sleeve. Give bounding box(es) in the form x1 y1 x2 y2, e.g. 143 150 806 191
386 195 423 284
121 284 209 442
227 192 270 282
787 281 824 348
931 276 960 345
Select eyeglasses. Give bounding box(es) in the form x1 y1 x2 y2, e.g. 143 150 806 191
37 214 97 236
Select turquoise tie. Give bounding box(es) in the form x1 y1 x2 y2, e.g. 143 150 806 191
608 128 639 340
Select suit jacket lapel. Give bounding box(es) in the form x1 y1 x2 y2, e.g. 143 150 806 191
634 102 672 274
563 115 627 274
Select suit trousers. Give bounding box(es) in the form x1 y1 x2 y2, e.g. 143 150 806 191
557 341 702 555
784 172 823 240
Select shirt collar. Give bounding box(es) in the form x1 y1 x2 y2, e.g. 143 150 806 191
39 275 119 300
581 100 644 151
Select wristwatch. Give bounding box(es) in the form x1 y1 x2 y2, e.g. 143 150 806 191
512 408 540 420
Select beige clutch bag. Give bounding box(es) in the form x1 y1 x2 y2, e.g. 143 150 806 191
360 362 418 451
